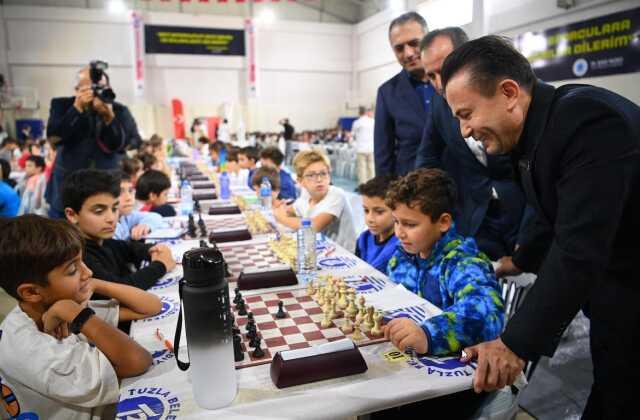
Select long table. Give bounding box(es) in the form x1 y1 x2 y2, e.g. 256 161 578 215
116 171 476 419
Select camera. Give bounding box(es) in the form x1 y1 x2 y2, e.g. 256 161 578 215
89 60 116 104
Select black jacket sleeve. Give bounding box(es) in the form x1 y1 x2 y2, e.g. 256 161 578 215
502 102 638 361
374 86 396 175
87 240 167 290
46 98 86 147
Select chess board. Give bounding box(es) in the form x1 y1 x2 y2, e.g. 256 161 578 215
204 216 276 236
219 241 292 281
233 288 387 369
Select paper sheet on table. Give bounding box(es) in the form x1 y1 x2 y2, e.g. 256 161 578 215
145 228 185 240
364 284 442 317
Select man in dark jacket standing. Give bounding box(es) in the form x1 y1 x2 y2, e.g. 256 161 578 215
45 65 141 218
442 35 640 419
415 27 529 261
374 12 434 176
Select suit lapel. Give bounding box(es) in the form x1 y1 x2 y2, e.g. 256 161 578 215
398 70 427 120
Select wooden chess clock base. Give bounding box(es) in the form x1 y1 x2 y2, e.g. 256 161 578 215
237 269 298 290
270 339 368 388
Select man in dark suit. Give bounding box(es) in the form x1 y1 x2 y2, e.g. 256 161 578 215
45 66 141 218
442 35 640 419
374 12 434 176
415 27 529 261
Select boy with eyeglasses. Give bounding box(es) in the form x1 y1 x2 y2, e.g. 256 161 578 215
273 150 356 251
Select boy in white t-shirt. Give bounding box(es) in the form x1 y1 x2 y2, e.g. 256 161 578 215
273 149 356 250
0 215 162 420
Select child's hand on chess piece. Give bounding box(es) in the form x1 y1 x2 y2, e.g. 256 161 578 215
131 223 152 240
149 244 177 272
383 318 428 355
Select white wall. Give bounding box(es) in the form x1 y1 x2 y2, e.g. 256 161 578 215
0 5 353 138
354 0 639 108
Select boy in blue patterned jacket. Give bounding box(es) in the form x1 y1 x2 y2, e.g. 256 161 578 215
383 168 504 357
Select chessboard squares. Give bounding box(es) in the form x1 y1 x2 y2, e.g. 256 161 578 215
302 330 324 341
279 325 301 336
292 316 315 326
264 336 286 348
283 333 307 346
273 317 295 328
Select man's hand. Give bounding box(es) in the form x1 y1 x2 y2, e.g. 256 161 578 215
42 300 83 340
382 318 428 354
73 85 94 113
461 337 525 393
494 256 522 278
131 224 151 240
92 96 115 124
149 244 177 272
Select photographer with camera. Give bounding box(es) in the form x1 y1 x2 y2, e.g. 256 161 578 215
45 61 142 218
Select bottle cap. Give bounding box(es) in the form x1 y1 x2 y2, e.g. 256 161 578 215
301 218 311 227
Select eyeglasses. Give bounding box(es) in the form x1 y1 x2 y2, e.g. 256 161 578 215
303 171 329 181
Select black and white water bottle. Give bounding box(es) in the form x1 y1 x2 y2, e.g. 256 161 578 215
174 247 237 409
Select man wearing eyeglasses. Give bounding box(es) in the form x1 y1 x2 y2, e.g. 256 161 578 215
374 12 434 177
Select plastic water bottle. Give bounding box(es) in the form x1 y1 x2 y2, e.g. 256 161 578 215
296 219 316 284
176 247 237 409
260 177 272 210
220 171 231 200
180 180 194 215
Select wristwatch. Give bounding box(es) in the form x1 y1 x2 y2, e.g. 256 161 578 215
70 307 96 334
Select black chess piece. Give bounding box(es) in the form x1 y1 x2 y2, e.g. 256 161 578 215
233 287 242 304
233 334 244 362
247 312 254 322
236 299 247 316
198 213 207 238
187 213 197 238
194 199 201 214
199 239 208 248
246 320 256 335
249 333 261 349
252 337 265 358
247 328 257 343
275 301 287 319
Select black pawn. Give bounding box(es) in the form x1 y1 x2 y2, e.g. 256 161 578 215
233 287 242 304
247 312 254 322
187 213 197 238
236 299 247 316
275 301 287 319
199 239 208 248
198 214 207 238
246 320 257 335
233 334 244 362
194 199 201 213
250 333 261 348
252 337 265 358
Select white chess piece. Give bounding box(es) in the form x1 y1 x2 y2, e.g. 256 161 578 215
352 321 364 341
321 311 332 328
371 311 383 337
340 317 353 334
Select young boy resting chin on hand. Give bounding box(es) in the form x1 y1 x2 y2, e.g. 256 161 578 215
0 215 161 420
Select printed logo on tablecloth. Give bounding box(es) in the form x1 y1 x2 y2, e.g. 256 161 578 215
407 356 474 378
344 275 388 294
152 349 175 367
151 275 180 291
1 375 38 419
116 387 180 420
140 297 180 323
383 305 430 324
317 256 358 269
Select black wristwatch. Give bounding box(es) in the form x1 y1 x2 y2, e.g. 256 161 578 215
70 307 96 334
